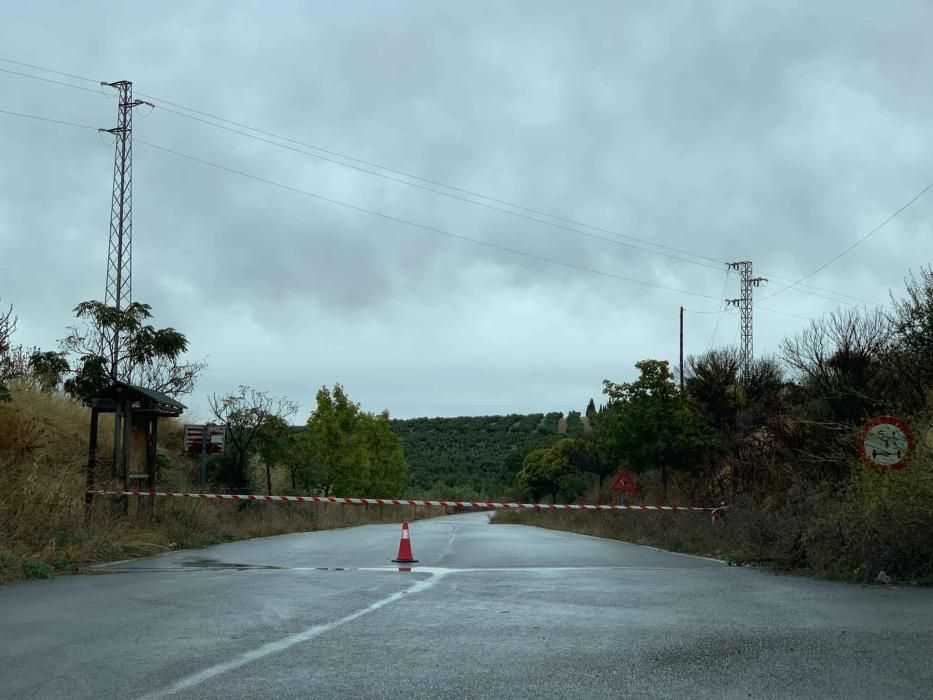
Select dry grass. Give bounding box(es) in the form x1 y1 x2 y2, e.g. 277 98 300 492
0 381 428 583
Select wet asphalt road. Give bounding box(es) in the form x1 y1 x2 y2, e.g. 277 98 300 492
1 512 932 699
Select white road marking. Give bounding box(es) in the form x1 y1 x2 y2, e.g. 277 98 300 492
139 570 449 699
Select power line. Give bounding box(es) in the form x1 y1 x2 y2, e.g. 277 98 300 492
763 278 880 307
141 95 727 263
0 108 97 130
0 54 887 310
757 269 883 306
0 66 102 95
0 56 100 84
0 55 726 268
755 305 813 321
150 103 728 273
143 102 898 309
0 104 828 326
0 105 849 323
0 104 725 301
135 138 726 301
0 53 901 316
705 268 732 351
761 180 933 302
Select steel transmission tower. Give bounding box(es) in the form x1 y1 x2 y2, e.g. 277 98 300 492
726 261 767 377
99 81 151 379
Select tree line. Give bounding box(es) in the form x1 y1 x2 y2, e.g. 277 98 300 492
0 297 406 499
6 264 933 515
206 383 406 497
514 267 933 508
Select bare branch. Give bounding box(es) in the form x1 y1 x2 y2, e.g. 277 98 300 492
0 302 16 354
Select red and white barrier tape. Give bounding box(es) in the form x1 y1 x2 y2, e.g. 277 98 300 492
89 490 720 512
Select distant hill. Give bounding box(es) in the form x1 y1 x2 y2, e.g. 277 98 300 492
390 411 586 498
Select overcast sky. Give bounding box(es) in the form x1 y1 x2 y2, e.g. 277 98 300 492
2 1 932 422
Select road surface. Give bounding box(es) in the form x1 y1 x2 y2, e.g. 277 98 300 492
1 511 931 699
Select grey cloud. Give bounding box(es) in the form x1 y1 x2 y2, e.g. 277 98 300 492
2 0 932 420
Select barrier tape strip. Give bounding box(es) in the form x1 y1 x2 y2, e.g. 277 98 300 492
89 490 721 512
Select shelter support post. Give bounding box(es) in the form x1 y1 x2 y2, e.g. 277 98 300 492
85 407 100 520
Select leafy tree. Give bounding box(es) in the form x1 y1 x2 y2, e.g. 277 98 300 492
517 447 554 502
0 303 68 398
517 438 589 502
569 434 613 486
601 359 716 495
565 410 584 436
61 301 205 401
685 348 740 433
304 384 368 495
208 386 298 492
26 351 70 392
272 429 316 493
255 415 293 495
586 398 597 417
303 384 407 497
359 411 407 497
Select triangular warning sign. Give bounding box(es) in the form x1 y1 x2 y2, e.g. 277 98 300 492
610 469 637 493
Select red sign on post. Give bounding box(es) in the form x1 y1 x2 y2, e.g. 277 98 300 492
610 469 637 493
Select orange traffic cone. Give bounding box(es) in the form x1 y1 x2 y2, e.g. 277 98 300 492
392 520 418 563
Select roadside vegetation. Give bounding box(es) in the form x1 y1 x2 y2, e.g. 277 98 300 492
0 379 430 583
0 300 415 584
494 268 933 585
5 266 933 585
495 459 933 584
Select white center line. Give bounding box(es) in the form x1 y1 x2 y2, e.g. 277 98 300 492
139 570 448 699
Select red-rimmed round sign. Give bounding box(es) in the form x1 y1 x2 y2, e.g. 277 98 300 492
857 416 915 471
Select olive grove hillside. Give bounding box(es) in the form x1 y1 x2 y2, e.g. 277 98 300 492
390 410 591 498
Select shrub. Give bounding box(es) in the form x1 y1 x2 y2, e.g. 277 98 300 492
22 561 55 579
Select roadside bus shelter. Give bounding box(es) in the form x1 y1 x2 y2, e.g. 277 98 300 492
86 381 186 514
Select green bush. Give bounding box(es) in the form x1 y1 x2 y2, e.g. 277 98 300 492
22 561 55 579
803 453 933 583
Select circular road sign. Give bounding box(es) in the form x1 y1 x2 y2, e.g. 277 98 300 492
857 416 915 471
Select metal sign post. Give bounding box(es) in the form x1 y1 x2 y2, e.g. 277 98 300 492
610 470 636 507
184 423 225 486
200 426 208 486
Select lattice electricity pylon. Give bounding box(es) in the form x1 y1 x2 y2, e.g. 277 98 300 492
99 81 151 380
727 261 767 378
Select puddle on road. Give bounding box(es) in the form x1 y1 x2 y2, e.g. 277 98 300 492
181 558 285 571
91 559 678 576
88 559 356 575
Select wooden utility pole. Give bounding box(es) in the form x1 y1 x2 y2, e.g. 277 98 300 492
679 306 685 392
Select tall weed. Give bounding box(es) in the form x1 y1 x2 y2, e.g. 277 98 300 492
0 381 424 583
